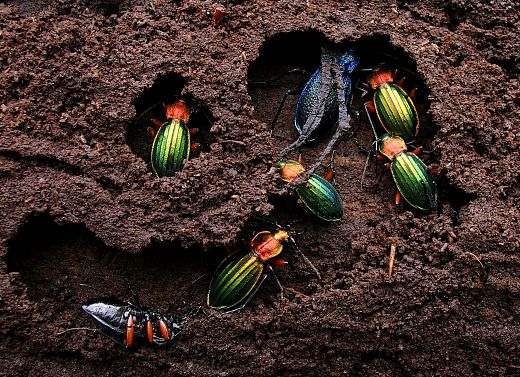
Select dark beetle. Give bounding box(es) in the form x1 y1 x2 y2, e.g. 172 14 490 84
272 48 360 161
294 48 360 136
82 297 189 348
277 159 344 221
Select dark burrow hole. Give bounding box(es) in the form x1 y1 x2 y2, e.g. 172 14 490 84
83 0 124 16
6 214 211 314
126 72 214 176
437 178 478 218
247 31 438 213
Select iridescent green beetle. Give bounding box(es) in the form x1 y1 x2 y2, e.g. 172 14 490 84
277 159 344 221
378 134 437 212
148 99 200 177
363 69 418 143
208 229 320 312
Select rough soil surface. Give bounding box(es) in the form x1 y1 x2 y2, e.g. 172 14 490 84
0 0 519 376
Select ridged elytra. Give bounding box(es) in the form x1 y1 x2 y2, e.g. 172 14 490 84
148 99 200 178
364 69 419 143
295 174 344 221
150 119 190 177
379 134 437 212
207 230 288 312
278 160 344 222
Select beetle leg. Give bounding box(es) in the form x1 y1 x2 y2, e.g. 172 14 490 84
428 167 440 175
271 258 287 267
289 236 321 280
270 88 303 135
126 315 135 348
408 87 417 100
385 162 391 170
411 146 422 156
323 169 335 183
267 265 284 299
158 319 170 341
190 143 202 153
397 75 406 88
363 103 380 152
395 192 402 206
365 100 376 112
146 316 154 343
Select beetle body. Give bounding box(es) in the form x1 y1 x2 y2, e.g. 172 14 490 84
150 119 190 177
295 49 359 137
208 230 289 311
379 134 437 211
278 160 344 221
82 297 186 348
149 99 198 177
366 69 419 142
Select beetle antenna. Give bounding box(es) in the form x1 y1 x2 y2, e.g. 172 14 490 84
78 283 111 297
267 265 284 299
289 236 321 279
56 327 98 336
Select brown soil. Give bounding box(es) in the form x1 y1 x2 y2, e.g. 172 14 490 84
0 0 519 376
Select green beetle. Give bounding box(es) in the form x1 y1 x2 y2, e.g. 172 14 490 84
148 99 200 177
378 134 437 211
363 68 419 143
277 159 344 221
208 229 319 312
208 230 288 312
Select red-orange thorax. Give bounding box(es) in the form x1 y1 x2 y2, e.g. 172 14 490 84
368 69 394 89
277 160 305 182
250 230 289 262
165 99 191 124
379 134 407 160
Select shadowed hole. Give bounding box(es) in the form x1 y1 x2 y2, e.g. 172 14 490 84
6 214 211 313
247 31 438 213
125 72 214 174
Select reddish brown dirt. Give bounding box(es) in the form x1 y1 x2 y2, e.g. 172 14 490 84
0 0 519 376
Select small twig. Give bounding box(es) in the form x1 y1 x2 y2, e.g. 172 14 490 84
219 139 247 146
465 252 484 269
388 238 397 279
284 287 309 298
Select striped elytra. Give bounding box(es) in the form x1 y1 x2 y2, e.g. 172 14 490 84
295 174 344 221
150 119 190 177
207 251 264 311
374 82 418 142
391 152 437 211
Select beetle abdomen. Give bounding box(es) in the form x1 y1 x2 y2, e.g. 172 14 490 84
150 119 190 177
294 68 338 136
374 83 418 142
208 252 264 311
391 152 437 211
295 174 344 221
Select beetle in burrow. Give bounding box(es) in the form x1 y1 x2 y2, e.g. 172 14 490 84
372 133 437 212
271 48 361 171
147 99 201 177
277 158 344 222
361 67 419 144
79 297 191 348
208 229 320 312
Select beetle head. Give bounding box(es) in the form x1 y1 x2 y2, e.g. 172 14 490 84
339 48 360 74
